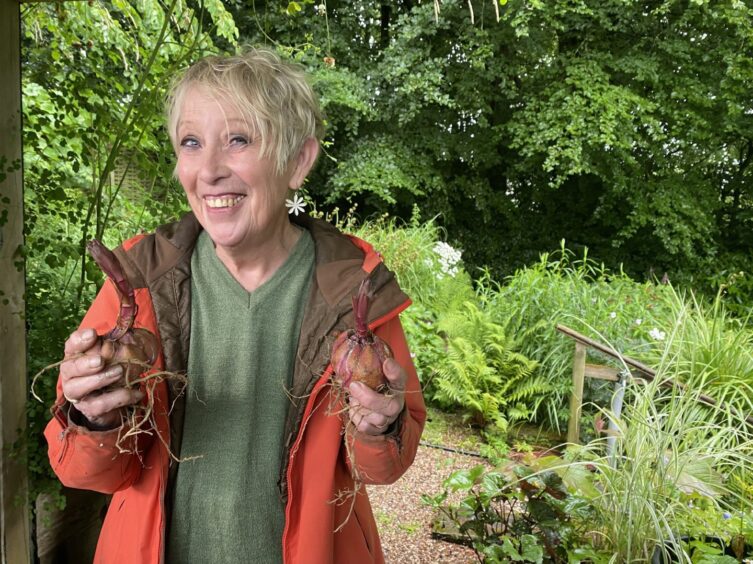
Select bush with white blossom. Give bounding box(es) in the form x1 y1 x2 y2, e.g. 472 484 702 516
430 241 463 278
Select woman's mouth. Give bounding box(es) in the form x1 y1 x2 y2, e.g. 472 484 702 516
205 195 246 209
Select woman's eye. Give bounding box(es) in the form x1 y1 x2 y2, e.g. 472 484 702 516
179 136 199 148
229 135 249 146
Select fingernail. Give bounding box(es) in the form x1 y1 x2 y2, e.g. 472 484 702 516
88 356 103 368
134 391 145 402
349 382 364 392
80 328 97 342
103 366 122 379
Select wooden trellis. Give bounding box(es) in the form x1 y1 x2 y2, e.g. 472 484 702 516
558 324 656 445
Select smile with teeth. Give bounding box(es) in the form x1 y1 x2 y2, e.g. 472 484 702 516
205 195 246 209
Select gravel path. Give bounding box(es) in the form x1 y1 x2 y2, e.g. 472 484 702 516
367 423 491 564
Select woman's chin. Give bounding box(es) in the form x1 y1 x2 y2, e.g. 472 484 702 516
200 220 247 249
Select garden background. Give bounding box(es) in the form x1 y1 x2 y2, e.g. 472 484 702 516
8 0 753 561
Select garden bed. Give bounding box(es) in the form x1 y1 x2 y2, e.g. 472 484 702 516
368 409 491 562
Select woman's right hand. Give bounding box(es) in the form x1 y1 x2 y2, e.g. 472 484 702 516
60 328 144 430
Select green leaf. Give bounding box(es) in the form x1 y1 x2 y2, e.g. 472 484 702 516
519 535 544 563
286 1 302 15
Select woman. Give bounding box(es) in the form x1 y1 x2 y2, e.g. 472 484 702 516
45 48 425 563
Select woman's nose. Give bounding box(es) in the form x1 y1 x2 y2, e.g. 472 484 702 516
197 146 231 184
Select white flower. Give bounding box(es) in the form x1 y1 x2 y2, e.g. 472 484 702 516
432 241 462 277
635 318 642 325
649 328 666 341
285 193 306 216
609 312 617 319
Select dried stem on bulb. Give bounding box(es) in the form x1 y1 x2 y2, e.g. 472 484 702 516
86 240 159 384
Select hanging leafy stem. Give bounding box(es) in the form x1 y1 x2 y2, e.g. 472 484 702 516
78 0 196 305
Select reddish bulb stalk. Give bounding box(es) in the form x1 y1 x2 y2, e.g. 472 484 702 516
330 279 393 390
87 239 158 384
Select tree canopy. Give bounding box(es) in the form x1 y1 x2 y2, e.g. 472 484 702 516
23 0 753 284
224 0 753 282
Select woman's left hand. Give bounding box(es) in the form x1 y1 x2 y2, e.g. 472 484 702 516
347 358 406 436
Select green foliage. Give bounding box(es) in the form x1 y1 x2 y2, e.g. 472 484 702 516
432 302 541 432
425 372 753 561
349 212 551 436
560 372 753 561
422 462 594 563
399 303 445 388
328 136 442 207
345 207 445 301
682 253 753 323
227 0 753 291
20 0 232 508
485 243 677 430
644 289 753 423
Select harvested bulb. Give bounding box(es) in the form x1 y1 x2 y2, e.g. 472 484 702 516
331 279 393 390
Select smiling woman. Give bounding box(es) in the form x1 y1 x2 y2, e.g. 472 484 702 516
43 48 426 564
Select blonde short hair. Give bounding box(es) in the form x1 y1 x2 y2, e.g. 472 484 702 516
166 48 324 175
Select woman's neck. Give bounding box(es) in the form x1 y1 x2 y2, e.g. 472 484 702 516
214 220 302 293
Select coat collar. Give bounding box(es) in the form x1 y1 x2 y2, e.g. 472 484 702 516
148 212 396 310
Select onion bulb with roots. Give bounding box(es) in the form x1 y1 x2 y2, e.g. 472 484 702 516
330 279 393 391
86 239 159 385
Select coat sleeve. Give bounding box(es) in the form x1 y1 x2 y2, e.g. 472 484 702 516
44 280 159 494
345 314 426 485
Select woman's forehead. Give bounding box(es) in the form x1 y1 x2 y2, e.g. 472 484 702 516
181 85 236 113
178 87 252 129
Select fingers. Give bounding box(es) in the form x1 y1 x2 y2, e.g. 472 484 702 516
347 361 406 435
382 358 407 392
63 328 99 356
349 382 402 416
60 350 106 380
348 399 393 435
61 329 104 382
62 365 124 403
74 387 145 430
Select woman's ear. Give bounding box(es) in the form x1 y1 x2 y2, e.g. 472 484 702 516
288 137 320 190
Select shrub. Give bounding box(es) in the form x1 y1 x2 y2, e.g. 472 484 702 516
421 462 591 563
486 242 677 431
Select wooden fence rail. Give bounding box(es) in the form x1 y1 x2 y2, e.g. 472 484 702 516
557 323 753 446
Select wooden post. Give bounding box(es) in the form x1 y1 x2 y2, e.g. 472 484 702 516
567 343 586 445
0 0 31 562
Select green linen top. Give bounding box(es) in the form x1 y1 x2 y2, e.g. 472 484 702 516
166 227 315 564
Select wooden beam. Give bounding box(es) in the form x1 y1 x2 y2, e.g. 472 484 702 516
556 324 656 378
584 363 620 382
566 343 586 445
557 323 753 426
0 0 30 562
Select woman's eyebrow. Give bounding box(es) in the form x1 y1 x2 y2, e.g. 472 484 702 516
224 118 251 129
178 118 249 130
176 119 196 130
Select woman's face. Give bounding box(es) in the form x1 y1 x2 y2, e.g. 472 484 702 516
175 86 296 254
